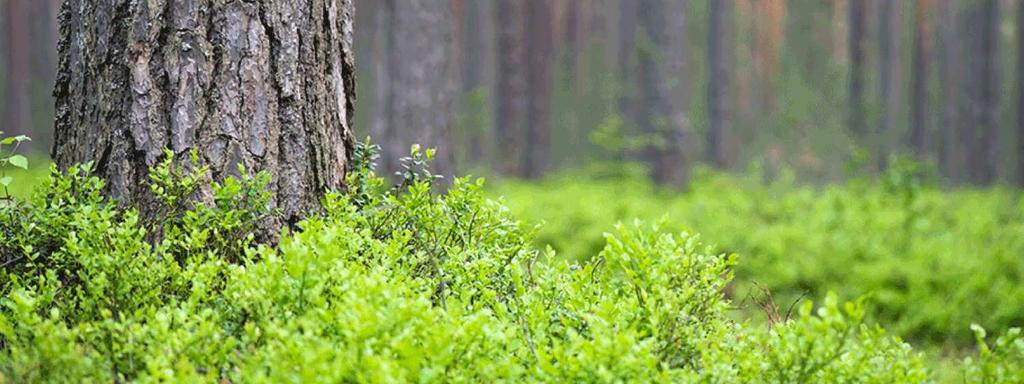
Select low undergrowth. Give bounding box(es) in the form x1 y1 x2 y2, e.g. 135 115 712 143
494 163 1024 350
0 140 1020 382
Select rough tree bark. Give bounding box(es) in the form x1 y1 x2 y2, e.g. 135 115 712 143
3 0 31 143
52 0 357 229
706 0 733 167
637 0 688 184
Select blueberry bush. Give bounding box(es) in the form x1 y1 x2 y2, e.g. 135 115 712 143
0 141 1019 382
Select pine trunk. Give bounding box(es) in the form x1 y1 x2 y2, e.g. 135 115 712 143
495 0 528 176
522 1 553 179
637 0 689 184
877 0 903 170
961 0 999 184
847 0 868 141
617 0 638 137
461 0 487 164
937 0 961 181
52 0 357 229
909 0 931 156
386 0 455 178
3 0 31 144
707 0 733 167
1019 0 1024 185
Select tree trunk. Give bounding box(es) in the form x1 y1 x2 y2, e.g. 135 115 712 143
877 0 903 170
3 0 31 145
371 0 395 174
706 0 733 167
831 0 848 63
847 0 868 142
937 0 961 181
460 0 487 164
460 0 485 96
494 0 528 176
637 0 689 184
909 0 931 156
386 0 456 178
617 0 639 135
961 0 999 184
754 0 785 111
1019 0 1024 185
522 1 554 179
52 0 357 229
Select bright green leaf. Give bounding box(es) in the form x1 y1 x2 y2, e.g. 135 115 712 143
8 154 28 169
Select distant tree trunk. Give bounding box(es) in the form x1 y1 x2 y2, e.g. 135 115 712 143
618 0 639 134
29 0 59 85
462 0 485 96
3 0 31 144
637 0 689 184
371 0 396 173
562 0 585 164
26 0 61 151
1019 0 1024 185
847 0 868 142
387 0 456 178
877 0 903 169
961 0 999 184
754 0 786 111
52 0 357 229
461 0 487 163
937 0 961 180
567 0 588 94
831 0 848 63
706 0 733 167
522 1 554 178
495 0 528 175
909 0 932 156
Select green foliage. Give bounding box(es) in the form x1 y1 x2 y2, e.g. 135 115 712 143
959 325 1024 383
493 166 1024 348
0 146 1016 382
0 132 32 201
148 150 276 263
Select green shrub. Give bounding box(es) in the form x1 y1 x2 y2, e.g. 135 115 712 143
960 325 1024 383
493 167 1024 347
0 143 1015 382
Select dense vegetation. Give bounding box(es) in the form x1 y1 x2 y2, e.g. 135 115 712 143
0 140 1019 382
494 163 1024 348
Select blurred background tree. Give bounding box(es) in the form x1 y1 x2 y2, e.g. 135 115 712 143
5 0 1024 186
2 0 57 153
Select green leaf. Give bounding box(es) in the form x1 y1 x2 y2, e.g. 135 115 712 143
0 176 11 186
0 135 28 146
8 154 28 169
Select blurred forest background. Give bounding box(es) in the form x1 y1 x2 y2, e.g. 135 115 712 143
3 0 1023 186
